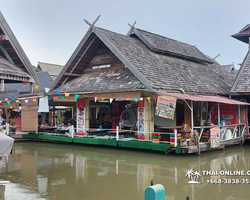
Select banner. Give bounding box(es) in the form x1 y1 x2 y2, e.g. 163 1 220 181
38 96 49 112
210 127 220 148
138 107 145 140
155 95 177 120
77 107 85 136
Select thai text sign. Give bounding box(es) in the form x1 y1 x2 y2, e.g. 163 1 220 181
155 95 177 120
210 126 220 148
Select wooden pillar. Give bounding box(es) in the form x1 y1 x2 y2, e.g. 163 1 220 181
6 109 9 124
1 79 4 91
30 83 34 93
85 99 90 131
144 98 154 140
52 106 55 126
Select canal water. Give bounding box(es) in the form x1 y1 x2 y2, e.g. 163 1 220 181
0 142 250 200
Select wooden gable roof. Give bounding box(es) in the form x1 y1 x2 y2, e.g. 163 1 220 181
0 11 38 83
231 24 250 44
50 25 234 95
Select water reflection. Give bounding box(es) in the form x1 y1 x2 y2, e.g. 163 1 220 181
0 143 249 200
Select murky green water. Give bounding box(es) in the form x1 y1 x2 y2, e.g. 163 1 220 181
0 142 250 200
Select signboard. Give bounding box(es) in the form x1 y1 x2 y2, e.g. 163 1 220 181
77 107 85 136
138 106 145 140
210 127 220 148
138 100 145 108
211 103 236 125
77 99 85 108
155 95 177 120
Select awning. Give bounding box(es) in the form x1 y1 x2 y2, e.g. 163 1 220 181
160 92 249 105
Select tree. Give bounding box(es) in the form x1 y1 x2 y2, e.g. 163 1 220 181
33 65 40 72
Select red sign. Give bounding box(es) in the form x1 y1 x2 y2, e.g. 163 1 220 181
77 99 85 108
138 100 144 108
211 103 237 125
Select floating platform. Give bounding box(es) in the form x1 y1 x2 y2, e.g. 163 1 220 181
10 133 245 155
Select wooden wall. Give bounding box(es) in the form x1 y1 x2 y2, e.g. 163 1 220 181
184 100 191 125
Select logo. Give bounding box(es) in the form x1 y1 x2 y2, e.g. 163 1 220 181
185 169 202 184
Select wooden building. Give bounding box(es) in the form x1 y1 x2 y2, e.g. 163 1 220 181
0 11 39 133
45 19 248 153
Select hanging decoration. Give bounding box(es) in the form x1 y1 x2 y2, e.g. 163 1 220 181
65 93 70 97
110 98 113 103
134 98 138 102
147 97 151 103
7 100 11 105
48 97 51 100
75 94 80 101
153 96 157 102
45 87 50 93
34 84 40 89
12 97 15 101
25 100 28 103
10 106 12 109
54 96 58 100
0 101 2 103
101 98 104 101
55 90 60 95
32 99 37 102
140 98 143 101
95 97 97 102
118 98 122 101
15 104 18 107
61 95 65 100
5 98 8 101
16 100 20 103
23 81 28 87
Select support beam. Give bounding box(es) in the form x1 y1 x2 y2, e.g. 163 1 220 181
191 101 194 133
1 79 4 91
61 36 97 86
218 103 220 125
64 73 81 77
30 83 34 93
0 43 14 64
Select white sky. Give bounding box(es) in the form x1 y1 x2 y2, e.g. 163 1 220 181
1 0 250 69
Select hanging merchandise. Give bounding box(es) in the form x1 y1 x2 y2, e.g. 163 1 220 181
75 94 80 101
34 84 40 89
38 96 49 112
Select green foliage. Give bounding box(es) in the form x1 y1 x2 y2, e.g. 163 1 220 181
33 65 41 72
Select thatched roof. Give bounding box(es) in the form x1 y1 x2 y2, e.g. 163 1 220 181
0 11 38 83
50 25 234 95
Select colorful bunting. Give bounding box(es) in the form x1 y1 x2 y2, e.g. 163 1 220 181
55 90 60 95
118 98 122 101
153 96 156 102
140 98 143 101
48 97 51 100
23 81 28 87
54 96 58 100
0 101 2 103
134 98 138 102
65 93 70 97
95 97 97 102
34 84 40 89
7 100 11 105
45 87 50 93
15 104 18 107
25 100 28 103
110 98 113 103
5 98 8 101
147 97 151 103
10 106 12 109
32 99 37 102
61 95 65 100
101 98 104 101
16 100 20 103
75 94 79 101
12 97 15 101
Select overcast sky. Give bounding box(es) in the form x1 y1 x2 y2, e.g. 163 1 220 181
1 0 249 69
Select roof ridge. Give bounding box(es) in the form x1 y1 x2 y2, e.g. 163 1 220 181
38 61 64 67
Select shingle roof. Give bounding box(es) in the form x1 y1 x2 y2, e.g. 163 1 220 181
0 71 54 99
222 64 235 72
231 50 250 93
51 26 234 95
131 29 212 63
37 62 63 77
55 68 145 93
0 11 38 83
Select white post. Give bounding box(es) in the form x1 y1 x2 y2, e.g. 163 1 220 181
71 125 74 138
6 123 9 135
174 129 177 147
218 103 220 126
191 101 194 134
1 79 4 91
116 126 119 141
